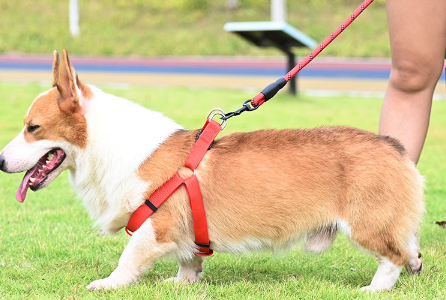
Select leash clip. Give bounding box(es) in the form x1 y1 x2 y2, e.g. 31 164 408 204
207 108 228 129
221 100 259 121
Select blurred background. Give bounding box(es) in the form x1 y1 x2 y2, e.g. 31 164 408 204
1 0 389 57
2 0 444 97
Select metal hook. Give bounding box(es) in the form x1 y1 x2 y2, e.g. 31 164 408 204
220 100 259 121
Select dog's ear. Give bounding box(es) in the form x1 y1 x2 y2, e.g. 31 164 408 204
55 49 81 114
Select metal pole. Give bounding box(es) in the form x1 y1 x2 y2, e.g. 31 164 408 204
271 0 286 22
69 0 80 37
287 51 297 95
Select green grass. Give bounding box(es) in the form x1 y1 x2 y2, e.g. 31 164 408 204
0 0 390 58
0 82 445 299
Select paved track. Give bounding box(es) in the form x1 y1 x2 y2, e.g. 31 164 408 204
0 54 444 98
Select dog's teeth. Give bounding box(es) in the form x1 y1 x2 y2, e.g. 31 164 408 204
30 178 36 183
42 165 47 169
47 153 54 160
46 160 50 164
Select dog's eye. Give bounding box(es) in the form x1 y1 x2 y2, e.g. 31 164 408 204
27 125 40 133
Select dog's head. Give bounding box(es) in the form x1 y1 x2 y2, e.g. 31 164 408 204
0 50 90 202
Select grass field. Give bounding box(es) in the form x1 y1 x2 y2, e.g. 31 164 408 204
0 82 445 299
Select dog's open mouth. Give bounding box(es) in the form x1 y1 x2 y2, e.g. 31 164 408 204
16 149 66 203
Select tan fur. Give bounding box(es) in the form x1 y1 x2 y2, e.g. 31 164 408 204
24 88 87 148
139 126 424 267
24 50 88 148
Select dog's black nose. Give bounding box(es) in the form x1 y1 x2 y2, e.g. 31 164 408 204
0 155 5 172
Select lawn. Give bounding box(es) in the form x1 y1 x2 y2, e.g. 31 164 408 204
0 82 445 299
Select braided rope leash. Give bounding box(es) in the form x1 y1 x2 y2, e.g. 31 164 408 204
247 0 375 109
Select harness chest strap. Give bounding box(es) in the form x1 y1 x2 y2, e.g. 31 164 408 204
126 119 222 256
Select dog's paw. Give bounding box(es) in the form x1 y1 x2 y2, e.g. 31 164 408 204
360 285 388 292
163 276 199 284
405 253 422 275
360 285 372 292
405 261 422 275
87 278 123 291
164 277 181 284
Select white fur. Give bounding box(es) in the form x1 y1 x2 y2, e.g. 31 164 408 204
0 85 182 233
336 219 352 238
1 127 44 172
71 85 183 233
0 127 75 190
87 219 177 290
0 82 188 290
361 257 403 292
1 87 79 190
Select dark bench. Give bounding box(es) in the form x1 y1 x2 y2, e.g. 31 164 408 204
224 21 317 95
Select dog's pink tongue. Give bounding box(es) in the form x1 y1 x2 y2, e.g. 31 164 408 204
16 171 32 203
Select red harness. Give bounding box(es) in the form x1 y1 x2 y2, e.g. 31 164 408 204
126 118 222 256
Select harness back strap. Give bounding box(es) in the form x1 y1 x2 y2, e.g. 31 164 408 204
126 119 222 256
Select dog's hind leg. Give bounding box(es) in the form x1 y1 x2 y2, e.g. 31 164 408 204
404 233 423 275
351 229 413 291
87 220 176 290
361 257 403 292
304 224 337 254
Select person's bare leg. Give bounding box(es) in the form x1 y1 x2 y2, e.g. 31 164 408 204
380 0 446 164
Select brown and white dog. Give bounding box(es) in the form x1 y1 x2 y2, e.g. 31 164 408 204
0 50 424 292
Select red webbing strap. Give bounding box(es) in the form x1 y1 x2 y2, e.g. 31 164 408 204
184 175 214 256
185 120 222 170
126 173 184 234
125 119 222 256
183 119 221 256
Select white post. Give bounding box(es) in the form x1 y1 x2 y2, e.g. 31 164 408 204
271 0 286 22
226 0 240 9
69 0 80 37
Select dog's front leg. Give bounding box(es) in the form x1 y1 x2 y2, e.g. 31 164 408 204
87 220 176 291
165 255 204 283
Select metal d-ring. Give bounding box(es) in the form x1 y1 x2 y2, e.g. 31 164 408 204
207 108 228 130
